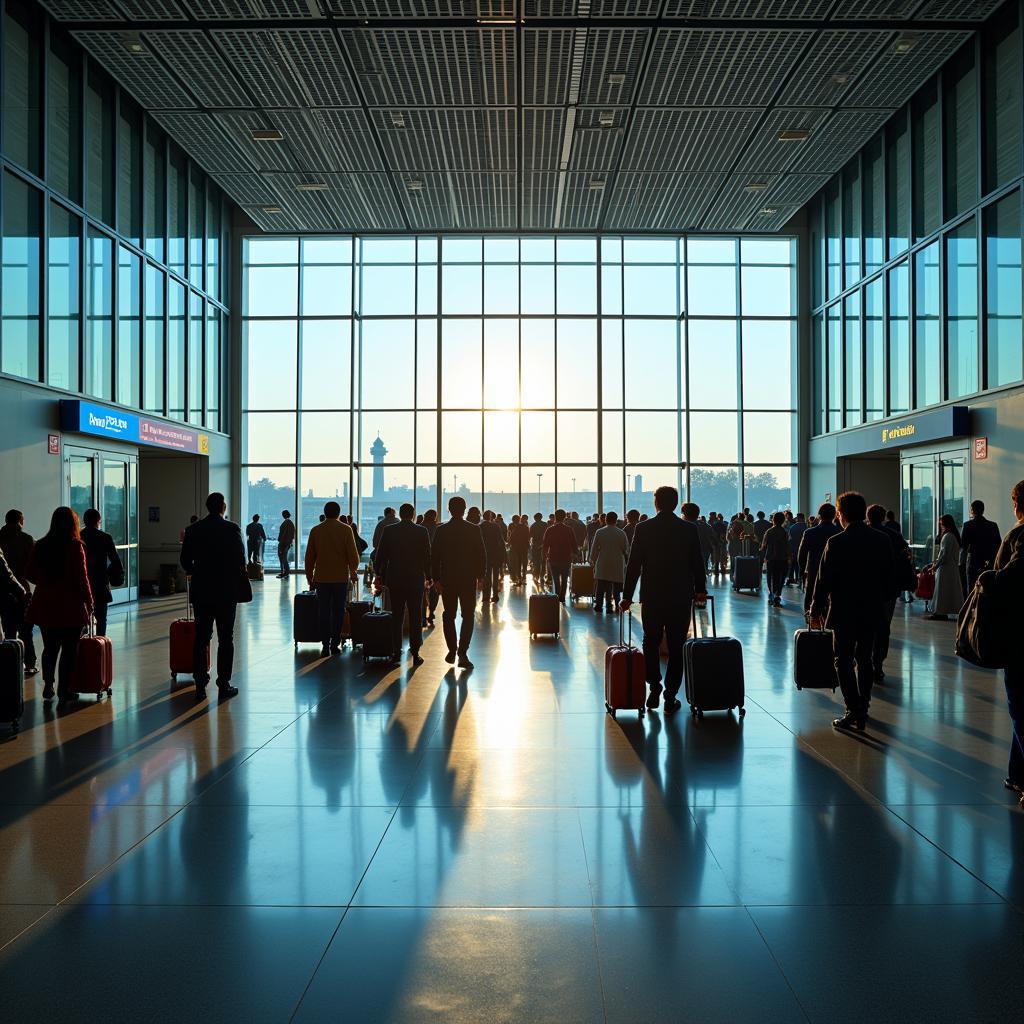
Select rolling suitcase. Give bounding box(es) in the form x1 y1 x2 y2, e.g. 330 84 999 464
604 611 646 719
293 589 321 648
0 637 25 734
346 581 373 647
247 561 264 582
570 563 594 603
683 596 744 719
528 592 560 639
732 554 761 594
362 587 394 663
794 628 838 691
170 577 208 681
72 619 113 699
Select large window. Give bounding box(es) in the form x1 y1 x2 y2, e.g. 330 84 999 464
48 202 80 392
1 171 41 380
985 192 1022 388
2 1 42 176
945 219 978 399
242 236 798 561
84 228 113 400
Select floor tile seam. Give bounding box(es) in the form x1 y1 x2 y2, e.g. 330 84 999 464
0 905 61 955
575 809 611 1024
341 802 403 914
288 905 352 1024
740 904 814 1024
348 901 749 909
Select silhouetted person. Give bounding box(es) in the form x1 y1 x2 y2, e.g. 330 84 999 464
80 508 125 637
590 509 629 613
480 510 506 603
927 514 963 621
373 502 430 664
543 509 576 602
787 512 808 583
372 507 398 565
245 514 266 564
0 508 37 674
508 514 530 585
809 491 894 731
25 507 93 704
960 499 1002 591
761 511 790 607
569 510 587 560
620 486 707 714
422 508 440 624
276 510 295 578
528 512 546 579
978 479 1024 809
797 501 841 615
868 502 908 683
431 495 486 670
304 500 360 658
180 493 245 701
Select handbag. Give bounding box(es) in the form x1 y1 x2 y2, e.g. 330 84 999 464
955 582 1010 669
235 570 253 604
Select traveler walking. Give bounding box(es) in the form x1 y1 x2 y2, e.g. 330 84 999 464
25 507 94 703
809 491 894 731
304 501 361 658
787 512 808 583
867 503 910 682
543 510 576 603
245 514 266 564
589 510 629 613
711 512 728 574
80 508 125 636
926 514 964 620
481 510 506 603
180 493 248 701
373 503 431 664
619 486 708 714
960 500 1002 591
796 502 842 614
431 495 486 670
371 507 399 565
276 510 296 578
753 511 770 565
422 508 440 624
622 509 640 546
0 509 38 675
761 512 790 606
529 512 546 580
508 514 530 585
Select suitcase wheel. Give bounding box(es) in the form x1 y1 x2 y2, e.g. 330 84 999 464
172 673 177 682
739 706 746 717
638 708 644 719
10 719 19 734
107 688 113 697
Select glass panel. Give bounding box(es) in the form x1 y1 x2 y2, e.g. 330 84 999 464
625 411 676 464
188 293 203 424
886 116 910 259
205 308 220 430
825 180 841 299
557 412 598 463
300 412 351 464
189 168 204 289
911 82 940 242
842 160 861 286
301 320 351 409
688 320 736 410
244 468 296 572
85 68 115 227
167 280 186 420
442 412 482 462
888 262 910 415
144 263 164 413
84 228 113 399
844 292 862 426
687 265 736 315
741 264 794 317
944 44 979 219
484 410 518 462
941 457 966 531
48 202 80 392
623 264 675 315
557 319 597 406
441 264 482 314
809 196 823 310
416 320 437 407
914 241 941 408
68 455 94 521
102 459 127 552
440 320 482 407
361 264 415 316
984 4 1022 193
557 264 597 315
441 467 483 513
521 411 554 462
689 467 740 518
244 412 295 464
144 123 165 263
361 319 415 409
484 263 518 315
521 264 554 314
520 319 554 408
117 246 141 408
742 320 794 410
827 304 842 431
743 411 793 464
245 320 296 410
246 264 298 318
864 277 884 421
1 173 41 381
206 190 221 303
743 467 792 514
909 462 935 566
946 218 978 399
812 313 824 435
689 412 737 463
985 191 1023 388
863 137 884 276
167 146 187 278
118 98 143 247
3 2 42 175
47 33 81 202
483 319 519 409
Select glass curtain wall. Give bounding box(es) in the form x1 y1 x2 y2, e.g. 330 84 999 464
810 6 1023 435
242 235 797 568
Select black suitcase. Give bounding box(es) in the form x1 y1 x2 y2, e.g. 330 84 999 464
528 592 560 638
683 597 745 719
732 555 761 593
293 590 321 648
0 637 25 734
362 588 394 663
794 628 838 691
346 580 373 647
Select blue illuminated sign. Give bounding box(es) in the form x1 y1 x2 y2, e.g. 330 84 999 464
60 400 210 456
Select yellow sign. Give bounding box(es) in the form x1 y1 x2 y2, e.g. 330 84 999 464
198 434 209 454
881 423 916 445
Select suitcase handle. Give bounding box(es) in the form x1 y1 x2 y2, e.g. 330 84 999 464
691 595 716 638
374 584 389 612
185 575 193 622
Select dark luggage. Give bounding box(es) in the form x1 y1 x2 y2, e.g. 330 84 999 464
683 596 744 719
955 582 1012 669
247 561 264 582
528 592 560 639
604 611 646 719
732 554 761 594
72 622 113 698
793 628 838 691
0 637 25 733
293 589 321 648
570 563 594 603
362 587 394 663
347 581 373 646
170 577 207 681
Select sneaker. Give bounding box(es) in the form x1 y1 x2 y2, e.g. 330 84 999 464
832 712 865 732
646 683 663 710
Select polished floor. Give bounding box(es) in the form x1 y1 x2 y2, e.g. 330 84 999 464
0 573 1021 1023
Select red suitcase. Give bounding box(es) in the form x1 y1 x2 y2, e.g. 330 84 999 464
170 578 207 681
604 611 646 719
72 621 113 698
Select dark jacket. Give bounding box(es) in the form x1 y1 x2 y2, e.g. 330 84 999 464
245 521 267 545
543 522 576 564
761 524 790 562
991 521 1024 626
180 514 247 607
80 526 125 605
509 521 530 552
787 521 808 554
622 511 707 612
0 549 25 606
810 522 895 630
0 523 34 589
374 519 431 591
695 520 714 559
481 520 506 564
753 518 771 543
961 515 1002 573
529 520 547 550
871 523 910 600
797 520 842 591
372 514 399 554
431 517 486 587
25 539 93 629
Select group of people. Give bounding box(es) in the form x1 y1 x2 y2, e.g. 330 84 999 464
0 506 124 703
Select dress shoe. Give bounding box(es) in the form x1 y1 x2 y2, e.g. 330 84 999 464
1004 778 1023 794
330 643 341 655
445 649 457 664
457 654 474 670
646 683 663 710
320 644 331 658
411 651 424 666
663 696 682 715
217 685 239 700
24 666 38 677
832 712 865 732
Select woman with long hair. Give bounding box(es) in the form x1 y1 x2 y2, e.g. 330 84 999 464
927 513 964 621
421 508 440 624
25 507 93 702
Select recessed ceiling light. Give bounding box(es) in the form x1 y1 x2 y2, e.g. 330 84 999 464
250 128 284 142
607 73 626 85
262 206 283 215
831 72 851 85
120 32 145 54
295 182 328 192
760 207 778 215
589 179 606 190
477 17 516 24
892 34 918 54
777 128 810 142
406 179 424 192
390 112 406 129
744 182 769 192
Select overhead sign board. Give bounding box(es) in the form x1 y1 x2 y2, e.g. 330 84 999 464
835 406 970 457
59 400 210 456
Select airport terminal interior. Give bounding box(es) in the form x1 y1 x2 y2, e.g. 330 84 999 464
1 0 1024 1020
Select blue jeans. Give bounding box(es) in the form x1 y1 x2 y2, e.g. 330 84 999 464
1005 663 1024 786
315 581 349 647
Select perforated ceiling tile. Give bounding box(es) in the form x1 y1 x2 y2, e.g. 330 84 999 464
914 0 1004 17
639 29 815 107
211 171 281 208
522 29 574 106
397 171 517 230
700 172 782 231
762 172 829 206
603 171 718 231
558 171 610 229
568 107 628 171
334 173 407 230
72 31 196 109
788 107 892 172
830 2 921 18
372 108 517 172
212 29 359 107
745 204 798 231
153 111 257 172
579 28 651 106
186 1 328 18
522 107 566 170
734 106 832 173
274 109 384 172
214 110 306 171
142 31 253 108
621 107 760 172
780 29 894 107
117 1 188 17
335 1 516 14
526 1 662 16
663 1 833 16
522 172 558 229
834 0 995 17
843 29 973 106
38 1 121 19
342 28 515 106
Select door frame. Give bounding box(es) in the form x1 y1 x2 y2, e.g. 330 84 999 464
899 444 970 565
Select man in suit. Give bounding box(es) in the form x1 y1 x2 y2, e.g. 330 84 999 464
569 511 588 561
373 502 431 664
80 508 125 636
960 499 1002 591
543 509 577 603
431 495 486 670
276 510 296 578
528 512 547 581
245 514 266 564
978 480 1024 808
372 507 398 564
787 512 808 583
797 502 842 615
305 501 361 658
180 492 247 701
0 509 37 674
809 491 895 732
867 503 913 683
619 486 708 714
480 510 506 603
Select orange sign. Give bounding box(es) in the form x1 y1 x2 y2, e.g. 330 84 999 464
974 437 988 460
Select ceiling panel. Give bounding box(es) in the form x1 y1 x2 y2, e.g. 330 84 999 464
568 108 628 172
733 107 832 173
397 171 517 230
578 28 651 105
522 171 558 229
153 111 258 172
141 31 253 108
837 1 1002 18
779 29 894 107
272 109 385 172
118 1 188 16
187 1 328 18
526 1 663 15
787 108 894 172
371 108 517 171
522 29 574 106
639 29 815 107
522 108 566 170
334 1 515 14
700 172 783 231
604 171 719 231
40 1 122 17
213 111 310 171
663 1 834 15
622 108 761 172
